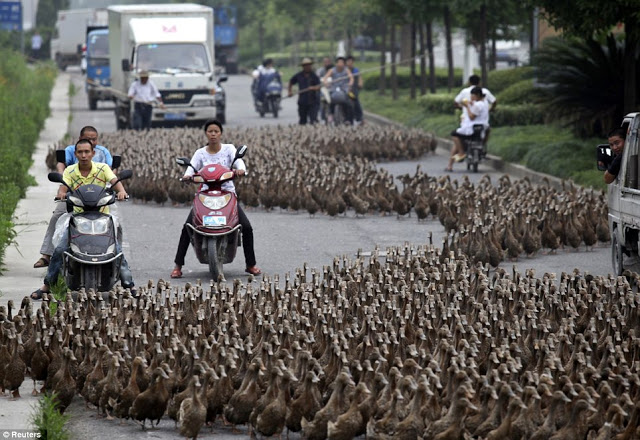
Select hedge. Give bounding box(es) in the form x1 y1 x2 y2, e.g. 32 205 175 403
417 93 457 114
496 79 535 105
486 66 534 94
0 51 55 268
362 66 465 91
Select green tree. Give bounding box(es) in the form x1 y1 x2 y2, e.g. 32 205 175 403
533 0 640 113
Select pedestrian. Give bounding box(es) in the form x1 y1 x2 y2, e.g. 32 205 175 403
31 30 42 60
33 126 113 269
346 55 364 125
288 58 321 125
604 128 626 184
127 70 165 130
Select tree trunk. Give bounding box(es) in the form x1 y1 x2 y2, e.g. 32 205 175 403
490 29 497 71
310 24 317 61
624 17 638 114
427 20 436 93
444 6 454 91
419 23 427 96
346 28 353 57
480 3 487 88
410 21 416 99
258 21 264 62
379 19 387 95
391 23 398 100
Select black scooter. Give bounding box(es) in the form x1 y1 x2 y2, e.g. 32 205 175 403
48 169 132 292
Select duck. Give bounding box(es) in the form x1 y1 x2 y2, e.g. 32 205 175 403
549 399 598 440
255 367 297 437
286 370 323 434
109 356 147 422
530 390 572 440
51 347 76 414
366 388 404 440
178 376 207 440
302 371 355 440
129 366 171 429
486 396 527 440
4 330 26 398
224 358 264 432
391 376 431 440
29 332 49 395
98 354 122 419
327 382 372 440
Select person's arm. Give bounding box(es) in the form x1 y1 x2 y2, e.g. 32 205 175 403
127 82 136 99
100 146 113 167
109 177 128 200
346 69 354 87
183 150 201 179
152 82 165 108
322 68 333 84
605 154 622 184
288 74 297 97
465 101 478 120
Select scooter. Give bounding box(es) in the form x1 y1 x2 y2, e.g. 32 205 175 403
47 169 133 292
464 124 487 173
254 72 282 118
176 145 247 281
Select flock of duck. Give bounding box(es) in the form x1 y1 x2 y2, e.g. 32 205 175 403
46 124 609 267
1 240 639 439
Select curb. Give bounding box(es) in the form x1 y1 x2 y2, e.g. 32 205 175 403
364 109 567 191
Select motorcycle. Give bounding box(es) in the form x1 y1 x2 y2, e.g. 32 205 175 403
464 124 487 173
176 145 247 281
254 72 282 118
47 169 133 293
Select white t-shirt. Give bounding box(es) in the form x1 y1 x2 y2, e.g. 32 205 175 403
457 100 489 135
185 144 246 193
455 85 496 106
128 80 161 103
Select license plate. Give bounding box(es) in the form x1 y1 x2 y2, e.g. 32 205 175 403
203 215 226 226
164 112 186 120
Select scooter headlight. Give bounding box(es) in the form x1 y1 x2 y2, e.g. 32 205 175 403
68 195 84 207
73 217 110 235
97 194 113 207
199 194 231 209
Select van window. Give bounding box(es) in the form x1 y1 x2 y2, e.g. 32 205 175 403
623 122 639 189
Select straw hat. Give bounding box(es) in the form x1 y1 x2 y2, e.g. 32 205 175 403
138 70 150 78
300 57 313 66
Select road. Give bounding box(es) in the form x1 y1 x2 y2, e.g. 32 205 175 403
58 68 613 439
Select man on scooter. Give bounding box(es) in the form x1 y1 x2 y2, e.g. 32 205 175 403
33 126 113 269
171 119 261 278
31 139 134 299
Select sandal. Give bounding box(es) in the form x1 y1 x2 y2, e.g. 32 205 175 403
31 288 48 300
245 266 262 275
33 257 50 268
170 268 183 279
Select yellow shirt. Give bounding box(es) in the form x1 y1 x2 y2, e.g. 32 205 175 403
63 162 116 213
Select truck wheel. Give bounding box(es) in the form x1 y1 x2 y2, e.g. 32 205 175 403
89 97 98 111
612 233 624 275
207 237 223 282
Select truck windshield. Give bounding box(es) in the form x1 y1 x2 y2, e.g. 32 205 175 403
87 33 109 66
136 43 210 73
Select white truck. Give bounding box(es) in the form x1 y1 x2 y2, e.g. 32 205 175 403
598 112 640 275
51 8 107 70
108 4 226 129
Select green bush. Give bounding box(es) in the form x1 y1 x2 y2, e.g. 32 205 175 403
0 50 55 267
31 392 70 440
491 104 544 127
417 93 457 114
496 79 535 105
362 66 465 91
486 66 534 94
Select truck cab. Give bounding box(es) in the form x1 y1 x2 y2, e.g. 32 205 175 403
600 112 640 274
85 28 110 110
108 4 225 129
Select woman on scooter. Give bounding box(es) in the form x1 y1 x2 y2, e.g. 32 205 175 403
171 119 261 278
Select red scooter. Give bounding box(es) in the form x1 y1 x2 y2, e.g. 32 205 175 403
176 145 247 281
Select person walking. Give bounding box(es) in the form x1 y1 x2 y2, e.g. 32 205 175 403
30 30 42 60
346 55 364 125
127 70 165 130
288 58 321 125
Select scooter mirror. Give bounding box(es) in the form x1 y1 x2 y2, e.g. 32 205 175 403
112 155 122 170
117 169 133 181
48 172 64 183
176 157 190 166
217 75 228 84
596 144 612 172
236 145 248 159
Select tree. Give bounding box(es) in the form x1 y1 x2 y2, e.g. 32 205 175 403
533 0 640 114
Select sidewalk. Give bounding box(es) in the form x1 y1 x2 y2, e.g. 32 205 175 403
0 72 69 431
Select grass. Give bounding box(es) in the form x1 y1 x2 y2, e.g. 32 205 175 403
30 392 70 440
49 276 68 314
360 88 606 190
0 52 56 268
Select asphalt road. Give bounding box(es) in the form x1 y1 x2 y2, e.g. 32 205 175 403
60 67 613 439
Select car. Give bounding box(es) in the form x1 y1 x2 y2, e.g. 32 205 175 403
495 50 518 66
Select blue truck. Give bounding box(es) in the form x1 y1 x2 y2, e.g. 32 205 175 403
85 27 111 110
214 5 238 74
